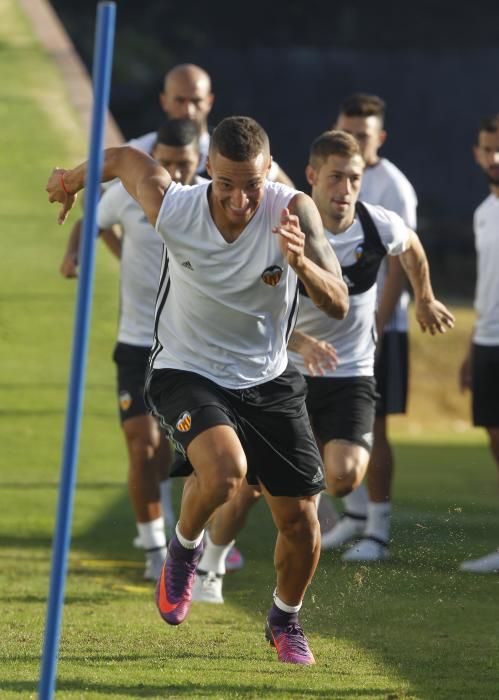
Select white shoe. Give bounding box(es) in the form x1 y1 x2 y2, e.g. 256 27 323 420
133 535 144 549
192 570 224 603
143 547 167 581
321 514 366 550
459 550 499 573
342 537 389 562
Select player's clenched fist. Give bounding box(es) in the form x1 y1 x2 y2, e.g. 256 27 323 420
46 168 78 225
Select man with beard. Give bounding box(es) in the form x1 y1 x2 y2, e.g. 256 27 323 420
459 114 499 574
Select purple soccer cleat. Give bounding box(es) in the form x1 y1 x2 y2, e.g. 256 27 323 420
155 535 203 626
265 618 316 665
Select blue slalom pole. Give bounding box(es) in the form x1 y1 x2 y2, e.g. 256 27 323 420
39 4 116 699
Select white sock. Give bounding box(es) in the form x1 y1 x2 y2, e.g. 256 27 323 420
197 531 234 575
160 479 175 533
175 522 204 549
274 590 302 614
343 483 368 517
137 517 166 550
365 501 392 543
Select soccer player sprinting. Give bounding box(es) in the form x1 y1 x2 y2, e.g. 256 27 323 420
321 93 420 561
47 116 349 665
191 130 454 605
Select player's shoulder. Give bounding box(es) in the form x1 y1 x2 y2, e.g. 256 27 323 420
474 193 497 217
265 179 301 202
360 201 405 229
376 158 417 197
127 131 157 154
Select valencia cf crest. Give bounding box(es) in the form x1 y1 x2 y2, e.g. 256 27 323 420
261 265 283 287
176 411 192 432
354 244 364 261
119 391 132 412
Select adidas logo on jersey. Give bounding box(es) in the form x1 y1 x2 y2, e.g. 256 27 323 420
343 274 354 288
181 260 194 271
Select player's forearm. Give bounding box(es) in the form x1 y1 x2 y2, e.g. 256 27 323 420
377 256 407 332
100 226 122 260
399 231 434 303
62 147 164 202
296 258 348 320
65 219 82 256
287 330 311 353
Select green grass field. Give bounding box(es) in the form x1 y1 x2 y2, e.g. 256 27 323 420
1 1 498 698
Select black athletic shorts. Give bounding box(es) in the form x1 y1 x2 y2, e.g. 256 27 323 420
146 363 325 498
305 376 377 452
113 342 151 424
472 343 499 427
375 331 409 416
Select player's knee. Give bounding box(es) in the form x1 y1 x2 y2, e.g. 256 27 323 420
199 451 247 502
127 433 157 470
328 467 365 498
276 502 319 545
327 457 367 497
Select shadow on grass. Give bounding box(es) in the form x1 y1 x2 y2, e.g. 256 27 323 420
0 679 394 697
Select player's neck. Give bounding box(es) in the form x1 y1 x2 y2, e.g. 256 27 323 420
490 184 499 198
324 211 355 235
364 156 381 168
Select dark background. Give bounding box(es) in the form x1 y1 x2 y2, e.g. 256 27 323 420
50 0 499 297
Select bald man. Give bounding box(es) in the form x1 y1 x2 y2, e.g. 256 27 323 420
133 63 294 185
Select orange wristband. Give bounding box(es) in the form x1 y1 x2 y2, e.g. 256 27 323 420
60 173 71 195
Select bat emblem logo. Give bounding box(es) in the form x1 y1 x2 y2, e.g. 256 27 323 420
176 411 192 432
119 391 132 411
261 265 283 286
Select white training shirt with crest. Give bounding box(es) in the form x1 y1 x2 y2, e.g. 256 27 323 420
473 193 499 345
97 176 207 347
151 180 300 389
361 158 417 333
289 203 409 378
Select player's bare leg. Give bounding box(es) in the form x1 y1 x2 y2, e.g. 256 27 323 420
460 427 499 574
367 416 393 502
261 485 319 664
123 414 169 579
320 441 370 551
193 481 261 602
156 425 247 625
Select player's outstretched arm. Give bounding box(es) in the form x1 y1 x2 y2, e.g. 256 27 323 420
399 230 455 334
376 255 407 336
46 146 172 227
60 218 82 278
276 193 348 320
288 330 338 377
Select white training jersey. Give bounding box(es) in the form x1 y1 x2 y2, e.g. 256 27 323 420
473 193 499 345
361 158 417 333
289 203 409 378
97 177 208 346
97 182 164 346
129 130 281 180
129 130 211 174
151 180 300 388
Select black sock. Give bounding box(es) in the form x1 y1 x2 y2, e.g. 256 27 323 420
268 602 298 627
